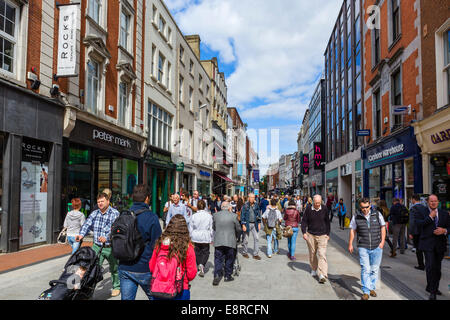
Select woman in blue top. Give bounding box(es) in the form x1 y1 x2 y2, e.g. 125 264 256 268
335 199 347 230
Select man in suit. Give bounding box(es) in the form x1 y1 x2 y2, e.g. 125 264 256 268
415 194 449 300
212 201 242 286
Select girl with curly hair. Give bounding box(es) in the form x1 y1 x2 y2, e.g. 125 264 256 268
149 215 197 300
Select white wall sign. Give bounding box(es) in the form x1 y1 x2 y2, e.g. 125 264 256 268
57 4 79 77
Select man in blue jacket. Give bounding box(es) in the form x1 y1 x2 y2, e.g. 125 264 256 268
118 184 162 300
241 193 262 260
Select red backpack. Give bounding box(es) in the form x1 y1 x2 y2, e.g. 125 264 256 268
150 251 186 299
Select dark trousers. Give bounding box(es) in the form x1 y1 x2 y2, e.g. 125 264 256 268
328 206 333 222
338 215 345 228
424 248 445 294
214 246 235 278
412 235 425 268
194 243 210 267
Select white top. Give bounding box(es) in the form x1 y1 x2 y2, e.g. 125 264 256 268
188 210 213 243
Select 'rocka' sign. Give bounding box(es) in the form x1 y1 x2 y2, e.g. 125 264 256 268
93 129 132 149
368 144 404 163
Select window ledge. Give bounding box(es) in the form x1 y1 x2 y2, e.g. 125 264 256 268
157 80 167 91
118 45 134 61
388 34 402 53
86 15 108 36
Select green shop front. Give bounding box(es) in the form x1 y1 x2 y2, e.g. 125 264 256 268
62 120 144 219
144 147 176 218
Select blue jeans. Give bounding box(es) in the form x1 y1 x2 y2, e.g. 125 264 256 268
358 247 383 295
67 236 80 255
287 227 299 257
266 228 278 255
118 269 153 300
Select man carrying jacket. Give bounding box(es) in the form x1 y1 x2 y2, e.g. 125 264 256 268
118 184 162 300
241 193 262 260
348 198 386 300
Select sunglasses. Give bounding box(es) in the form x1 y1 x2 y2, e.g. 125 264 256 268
360 205 370 209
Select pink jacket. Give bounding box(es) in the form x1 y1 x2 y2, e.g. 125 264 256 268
149 242 197 290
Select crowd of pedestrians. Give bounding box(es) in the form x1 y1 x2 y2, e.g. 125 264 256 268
62 184 449 301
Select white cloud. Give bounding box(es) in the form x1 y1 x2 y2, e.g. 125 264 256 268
170 0 341 108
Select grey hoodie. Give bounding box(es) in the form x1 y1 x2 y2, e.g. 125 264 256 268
63 210 86 236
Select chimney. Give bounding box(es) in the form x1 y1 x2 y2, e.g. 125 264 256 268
185 35 201 60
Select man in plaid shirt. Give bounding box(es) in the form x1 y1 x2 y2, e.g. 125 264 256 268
76 192 121 297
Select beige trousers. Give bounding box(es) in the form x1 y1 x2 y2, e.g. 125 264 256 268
305 232 329 278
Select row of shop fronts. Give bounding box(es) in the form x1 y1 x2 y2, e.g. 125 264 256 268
321 107 450 218
0 81 246 253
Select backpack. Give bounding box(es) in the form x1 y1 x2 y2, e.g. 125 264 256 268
267 208 277 228
399 205 409 224
150 252 186 299
111 208 147 262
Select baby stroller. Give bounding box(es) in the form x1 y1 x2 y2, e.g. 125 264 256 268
38 245 104 300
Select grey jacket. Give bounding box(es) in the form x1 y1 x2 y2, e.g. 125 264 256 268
63 210 86 236
213 210 242 248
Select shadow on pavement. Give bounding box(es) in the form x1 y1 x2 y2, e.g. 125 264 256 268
328 274 361 300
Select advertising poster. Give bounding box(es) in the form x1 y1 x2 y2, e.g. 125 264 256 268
20 162 48 246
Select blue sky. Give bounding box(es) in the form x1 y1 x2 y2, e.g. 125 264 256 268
165 0 343 173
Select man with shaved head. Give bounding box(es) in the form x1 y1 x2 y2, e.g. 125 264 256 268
301 194 330 284
415 194 449 300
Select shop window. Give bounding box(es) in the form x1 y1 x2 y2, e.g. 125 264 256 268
430 155 450 210
405 158 414 207
393 161 403 199
67 146 91 216
369 167 380 200
382 164 393 187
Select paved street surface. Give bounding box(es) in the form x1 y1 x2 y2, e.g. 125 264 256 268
2 217 447 300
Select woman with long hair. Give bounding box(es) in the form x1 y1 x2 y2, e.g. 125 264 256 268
149 215 197 300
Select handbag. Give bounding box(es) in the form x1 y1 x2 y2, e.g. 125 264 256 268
57 227 68 244
283 225 293 238
344 217 350 228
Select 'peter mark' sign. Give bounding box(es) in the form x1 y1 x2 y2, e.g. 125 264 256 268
57 4 79 77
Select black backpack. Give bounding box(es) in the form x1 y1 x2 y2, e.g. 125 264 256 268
399 205 409 224
111 209 147 262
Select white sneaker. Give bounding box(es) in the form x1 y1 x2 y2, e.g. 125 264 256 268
198 264 204 277
319 275 327 284
311 270 317 277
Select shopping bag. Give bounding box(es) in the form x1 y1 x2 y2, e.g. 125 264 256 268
344 217 350 228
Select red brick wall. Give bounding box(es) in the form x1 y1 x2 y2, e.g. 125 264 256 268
26 0 42 93
363 0 420 139
420 0 449 118
106 1 119 119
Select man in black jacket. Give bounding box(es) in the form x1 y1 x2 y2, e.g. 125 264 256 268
408 194 426 270
415 194 449 300
388 198 408 256
301 194 330 284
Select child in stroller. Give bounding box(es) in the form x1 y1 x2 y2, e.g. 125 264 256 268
38 245 104 300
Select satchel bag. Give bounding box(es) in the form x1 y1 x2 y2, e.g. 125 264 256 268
283 225 294 238
57 227 68 244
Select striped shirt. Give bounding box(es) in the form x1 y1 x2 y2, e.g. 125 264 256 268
79 206 120 246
